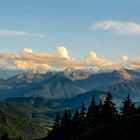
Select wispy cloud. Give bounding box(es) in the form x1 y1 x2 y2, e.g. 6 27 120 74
93 20 140 35
0 29 46 37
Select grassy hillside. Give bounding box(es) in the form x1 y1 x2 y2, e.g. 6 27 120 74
3 90 107 117
72 114 140 140
0 90 106 139
0 101 55 140
0 111 49 140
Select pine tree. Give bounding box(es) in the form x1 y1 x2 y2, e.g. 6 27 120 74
72 109 80 136
61 109 72 128
47 110 72 140
101 92 117 121
86 96 99 128
99 99 102 108
59 109 72 140
80 103 86 121
53 112 61 130
73 110 80 124
61 110 68 128
18 136 22 140
122 94 136 117
79 103 86 132
67 110 72 124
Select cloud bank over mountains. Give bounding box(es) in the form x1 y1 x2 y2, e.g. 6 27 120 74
0 46 140 71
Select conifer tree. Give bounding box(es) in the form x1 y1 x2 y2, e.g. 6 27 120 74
79 103 86 121
72 109 80 135
73 110 80 125
99 99 102 110
86 96 99 128
61 109 72 128
79 103 86 132
58 109 72 140
67 110 72 123
101 92 117 121
47 110 72 140
53 112 61 130
18 136 22 140
122 94 136 117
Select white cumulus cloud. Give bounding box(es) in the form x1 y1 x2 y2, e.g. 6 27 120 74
121 56 140 69
86 51 119 69
56 46 70 59
22 48 33 53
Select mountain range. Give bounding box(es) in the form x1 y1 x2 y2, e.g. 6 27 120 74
0 68 140 100
1 68 140 139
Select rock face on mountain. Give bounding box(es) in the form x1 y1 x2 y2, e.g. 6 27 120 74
75 69 140 91
26 75 86 99
63 68 94 80
7 71 56 84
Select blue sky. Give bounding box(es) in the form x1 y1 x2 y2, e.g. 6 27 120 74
0 0 140 70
